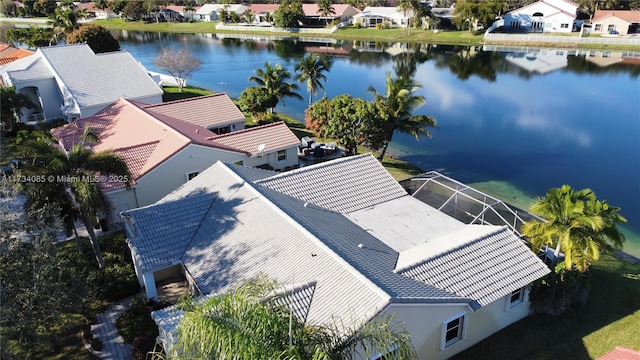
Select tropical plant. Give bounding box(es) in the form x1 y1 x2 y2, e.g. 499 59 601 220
166 276 417 359
47 2 83 44
273 0 305 28
20 126 131 269
522 185 626 272
396 0 421 33
238 87 278 120
294 54 331 108
244 9 256 25
153 47 202 92
317 0 336 26
249 62 302 113
366 74 437 161
67 24 121 54
1 86 37 134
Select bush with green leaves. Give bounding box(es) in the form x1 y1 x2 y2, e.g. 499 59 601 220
529 262 590 316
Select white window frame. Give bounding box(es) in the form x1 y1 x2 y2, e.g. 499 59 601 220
185 171 199 181
594 23 602 31
440 312 468 351
277 149 287 162
505 287 527 311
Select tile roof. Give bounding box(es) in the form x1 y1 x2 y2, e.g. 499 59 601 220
256 154 408 213
143 94 246 129
301 4 359 17
1 55 52 82
592 10 640 23
37 44 163 108
397 225 551 307
598 347 640 360
0 44 34 65
213 122 301 156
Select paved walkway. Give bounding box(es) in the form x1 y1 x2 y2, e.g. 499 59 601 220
90 297 133 360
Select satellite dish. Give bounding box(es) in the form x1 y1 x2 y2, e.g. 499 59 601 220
257 144 266 152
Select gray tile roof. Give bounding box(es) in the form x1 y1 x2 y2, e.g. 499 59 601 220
1 55 52 82
256 154 408 213
38 44 162 107
397 225 551 307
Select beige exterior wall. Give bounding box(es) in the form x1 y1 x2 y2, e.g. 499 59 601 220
107 187 139 224
592 16 631 35
384 291 532 359
133 144 298 207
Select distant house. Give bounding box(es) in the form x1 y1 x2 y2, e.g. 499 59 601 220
248 3 279 24
122 154 550 359
502 0 578 33
83 2 118 19
195 4 248 22
50 95 301 223
352 7 412 28
0 44 163 123
301 3 361 25
590 10 640 35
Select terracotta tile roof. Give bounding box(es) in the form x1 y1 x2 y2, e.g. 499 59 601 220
598 347 640 360
593 10 640 23
0 43 34 65
213 122 301 156
102 141 161 191
142 94 245 129
248 4 279 13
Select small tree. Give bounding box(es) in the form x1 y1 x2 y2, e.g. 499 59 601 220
67 24 121 54
153 47 202 92
238 87 278 120
273 0 304 28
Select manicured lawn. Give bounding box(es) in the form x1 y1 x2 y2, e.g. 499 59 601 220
452 254 640 360
162 86 214 102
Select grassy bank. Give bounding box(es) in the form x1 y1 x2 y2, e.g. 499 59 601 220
453 254 640 359
95 19 640 50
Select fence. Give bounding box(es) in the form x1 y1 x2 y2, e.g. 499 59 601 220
485 33 640 46
215 23 340 34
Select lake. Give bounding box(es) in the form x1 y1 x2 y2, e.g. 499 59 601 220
114 31 640 257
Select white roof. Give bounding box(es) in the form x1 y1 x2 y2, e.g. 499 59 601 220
196 3 248 14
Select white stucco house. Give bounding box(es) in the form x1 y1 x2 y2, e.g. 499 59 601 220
502 0 578 33
50 94 301 224
0 44 163 123
352 7 413 28
195 4 248 22
122 154 550 359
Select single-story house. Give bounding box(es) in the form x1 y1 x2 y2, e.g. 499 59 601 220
352 6 413 28
122 154 550 359
164 5 198 21
248 3 279 24
50 95 300 224
502 0 578 33
82 2 118 19
301 3 361 25
195 4 248 22
590 10 640 35
0 44 163 123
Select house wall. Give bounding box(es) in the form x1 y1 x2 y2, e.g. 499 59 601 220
592 16 631 35
340 7 361 22
505 1 575 33
107 187 139 224
13 78 64 121
384 293 532 359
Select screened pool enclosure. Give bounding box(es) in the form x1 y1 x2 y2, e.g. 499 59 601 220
399 171 544 240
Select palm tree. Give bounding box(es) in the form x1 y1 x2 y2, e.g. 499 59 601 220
21 126 130 269
396 0 420 34
317 0 336 26
244 10 256 25
294 54 331 109
263 12 274 26
522 185 626 272
167 276 418 359
367 73 437 161
1 86 37 134
249 62 302 113
47 2 83 44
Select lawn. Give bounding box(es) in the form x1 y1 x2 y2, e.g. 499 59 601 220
452 254 640 360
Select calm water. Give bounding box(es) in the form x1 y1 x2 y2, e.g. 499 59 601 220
114 31 640 257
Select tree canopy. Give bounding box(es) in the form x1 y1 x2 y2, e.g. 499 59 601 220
67 24 121 54
273 0 305 28
522 185 626 272
249 62 302 112
153 47 202 92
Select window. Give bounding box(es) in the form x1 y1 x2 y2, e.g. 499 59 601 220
608 24 615 32
594 24 602 31
561 23 568 29
441 313 467 350
186 171 199 181
277 150 287 161
506 287 525 310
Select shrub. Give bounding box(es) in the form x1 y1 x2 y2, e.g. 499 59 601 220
381 21 391 29
354 22 361 29
131 335 159 360
529 262 590 316
116 296 159 343
91 337 103 351
375 22 382 30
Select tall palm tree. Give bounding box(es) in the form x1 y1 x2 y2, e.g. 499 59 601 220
522 185 626 272
249 62 302 113
317 0 336 26
294 54 331 109
21 126 130 269
47 2 83 44
1 86 37 134
367 73 437 161
167 276 418 359
396 0 420 34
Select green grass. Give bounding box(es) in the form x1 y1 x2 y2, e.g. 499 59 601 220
452 254 640 360
162 86 214 102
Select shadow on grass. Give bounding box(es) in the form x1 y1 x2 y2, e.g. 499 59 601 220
452 255 640 360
